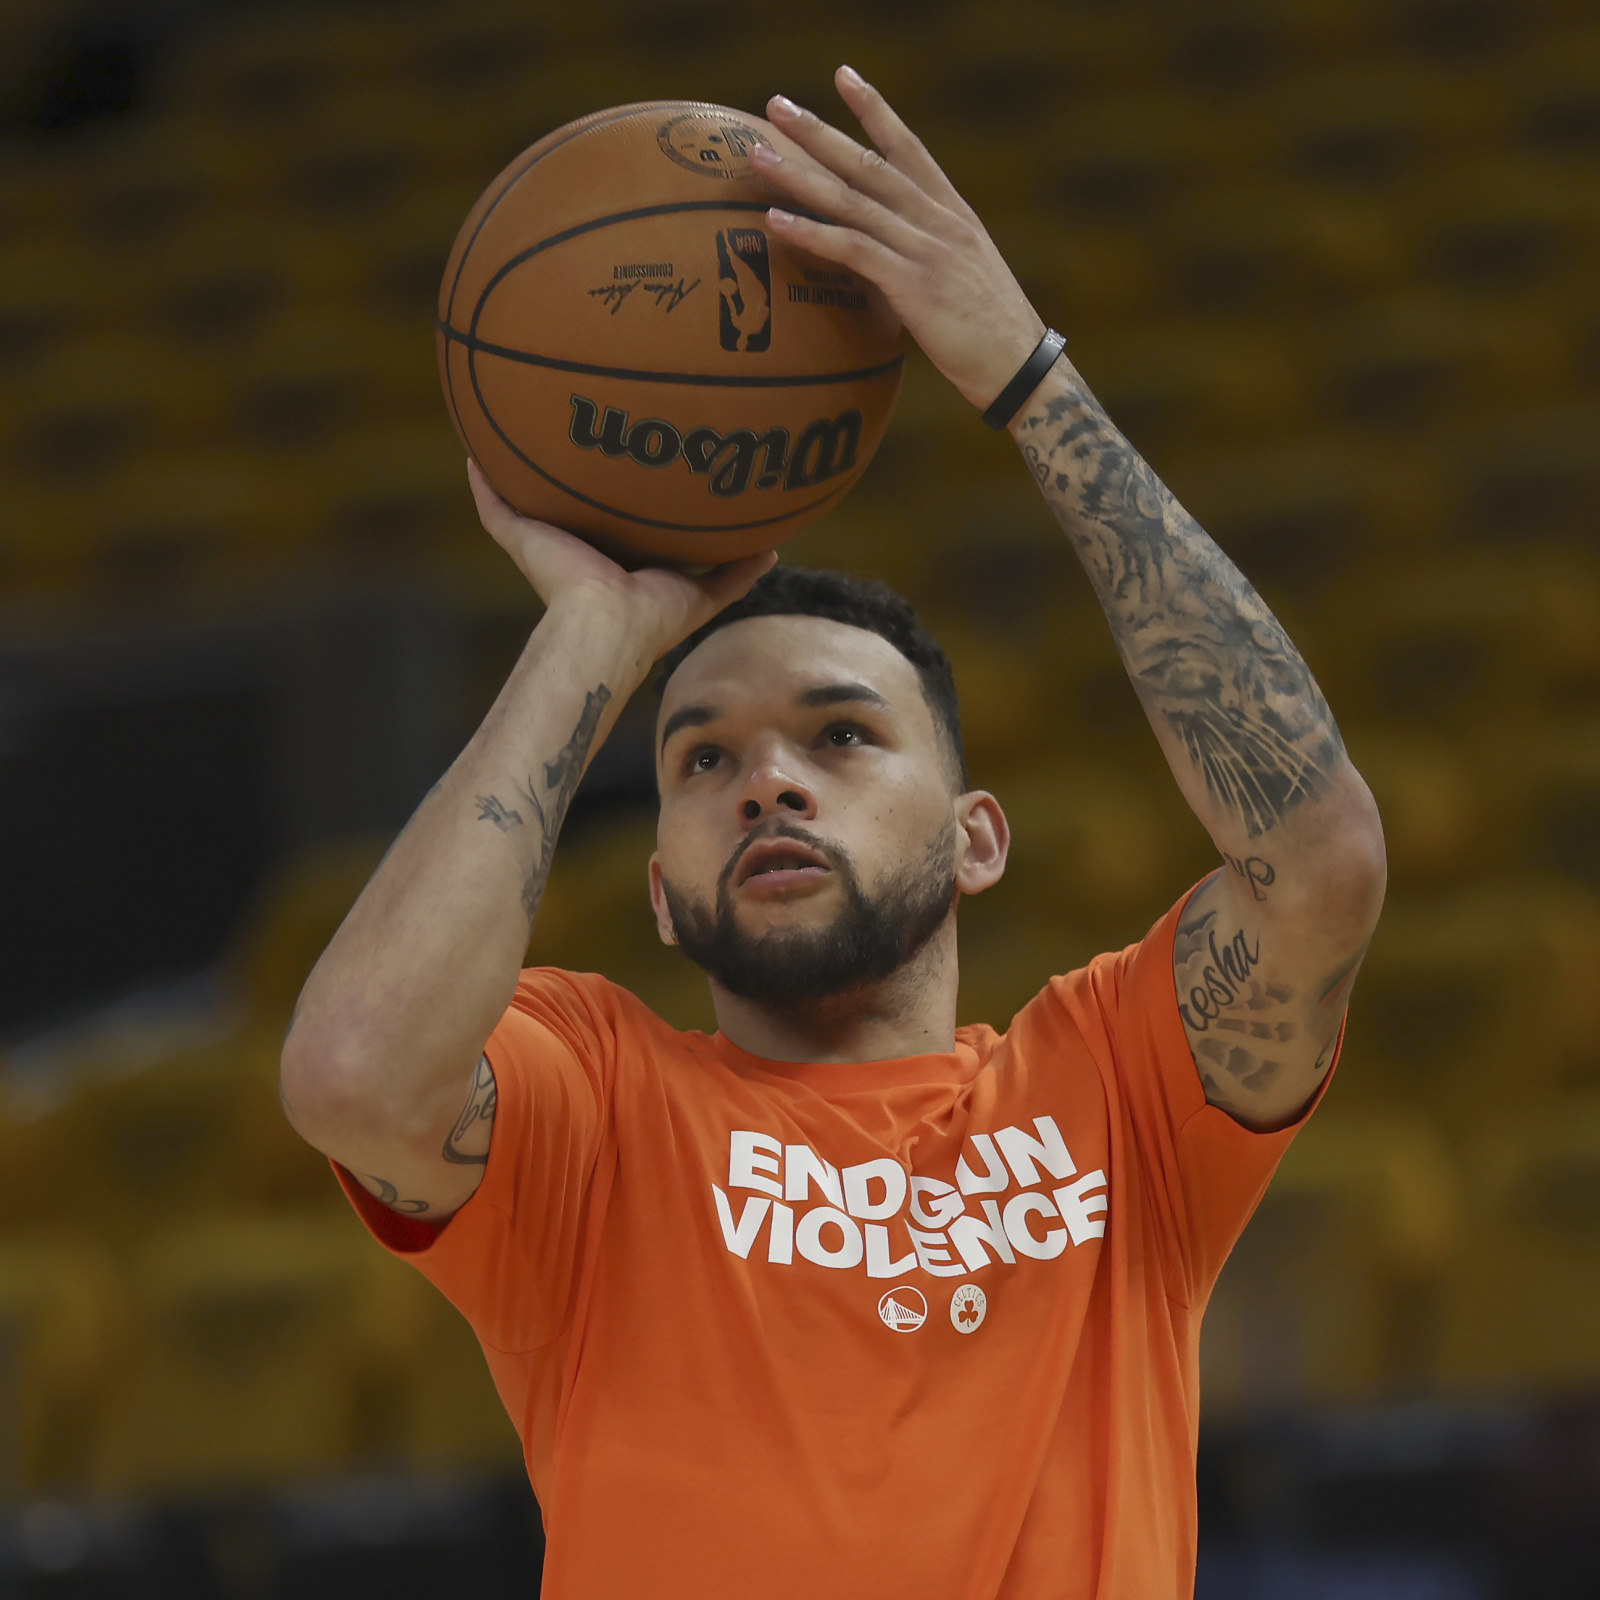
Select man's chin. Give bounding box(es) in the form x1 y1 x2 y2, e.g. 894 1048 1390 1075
727 889 843 938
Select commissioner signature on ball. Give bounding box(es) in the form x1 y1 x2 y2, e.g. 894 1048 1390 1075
587 278 701 314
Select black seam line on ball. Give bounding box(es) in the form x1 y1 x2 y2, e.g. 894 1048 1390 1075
467 200 829 340
464 342 855 534
441 322 904 390
444 102 688 325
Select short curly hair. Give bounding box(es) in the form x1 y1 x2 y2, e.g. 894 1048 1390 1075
655 565 967 787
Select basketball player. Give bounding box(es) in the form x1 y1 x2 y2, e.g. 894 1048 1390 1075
281 69 1385 1599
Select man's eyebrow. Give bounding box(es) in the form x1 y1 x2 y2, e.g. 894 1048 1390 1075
796 683 891 712
660 703 718 754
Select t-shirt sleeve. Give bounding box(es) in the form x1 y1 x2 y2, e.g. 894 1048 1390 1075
334 967 618 1353
1043 884 1338 1307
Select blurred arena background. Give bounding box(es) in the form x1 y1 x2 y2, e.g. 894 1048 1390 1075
1 0 1598 1594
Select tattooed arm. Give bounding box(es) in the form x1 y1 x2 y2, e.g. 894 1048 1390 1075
747 70 1385 1130
279 464 772 1218
1010 364 1384 1127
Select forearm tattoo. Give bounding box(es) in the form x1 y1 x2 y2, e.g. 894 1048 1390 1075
475 683 612 926
1018 382 1343 839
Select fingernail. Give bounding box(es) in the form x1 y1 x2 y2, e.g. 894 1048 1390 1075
767 207 796 224
838 64 865 88
751 142 781 163
769 94 802 121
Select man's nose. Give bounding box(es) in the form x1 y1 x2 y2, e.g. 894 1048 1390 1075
739 753 816 824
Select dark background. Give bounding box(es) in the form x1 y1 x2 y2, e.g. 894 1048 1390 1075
2 0 1599 1595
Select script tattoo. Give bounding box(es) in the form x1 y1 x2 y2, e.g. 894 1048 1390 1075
1223 852 1276 901
1016 385 1343 838
1175 907 1265 1033
443 1054 497 1166
1175 899 1299 1099
516 684 612 924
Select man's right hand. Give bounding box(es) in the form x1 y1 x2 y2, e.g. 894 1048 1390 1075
468 460 776 672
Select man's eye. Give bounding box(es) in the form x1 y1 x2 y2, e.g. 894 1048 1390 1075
825 725 864 747
689 748 721 773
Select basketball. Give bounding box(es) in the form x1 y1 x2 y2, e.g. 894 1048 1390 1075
436 102 905 566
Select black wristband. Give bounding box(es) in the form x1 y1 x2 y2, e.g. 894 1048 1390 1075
981 328 1066 430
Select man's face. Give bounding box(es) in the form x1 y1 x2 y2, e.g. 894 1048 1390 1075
651 616 969 1006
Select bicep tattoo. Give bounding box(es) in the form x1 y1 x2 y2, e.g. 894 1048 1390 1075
443 1053 498 1166
1175 899 1298 1101
356 1172 431 1215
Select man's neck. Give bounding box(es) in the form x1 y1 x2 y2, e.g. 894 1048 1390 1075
708 923 959 1064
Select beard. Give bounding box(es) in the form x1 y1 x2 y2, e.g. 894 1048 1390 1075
660 818 958 1008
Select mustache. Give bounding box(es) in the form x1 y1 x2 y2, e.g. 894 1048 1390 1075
718 820 852 899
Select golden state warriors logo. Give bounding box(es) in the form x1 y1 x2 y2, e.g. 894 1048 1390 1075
716 228 771 352
877 1286 927 1332
657 112 765 179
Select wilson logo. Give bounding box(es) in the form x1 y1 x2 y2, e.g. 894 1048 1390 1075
568 394 862 498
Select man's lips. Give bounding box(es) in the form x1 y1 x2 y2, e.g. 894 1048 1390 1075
734 837 834 890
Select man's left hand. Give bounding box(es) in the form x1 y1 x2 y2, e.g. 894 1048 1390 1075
754 67 1045 413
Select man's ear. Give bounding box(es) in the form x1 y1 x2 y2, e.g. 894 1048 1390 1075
647 854 678 945
954 791 1009 897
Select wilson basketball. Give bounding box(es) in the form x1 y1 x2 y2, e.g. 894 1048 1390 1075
437 102 905 566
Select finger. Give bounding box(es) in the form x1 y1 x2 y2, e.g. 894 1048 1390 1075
764 207 910 300
466 457 521 545
833 65 977 223
751 137 930 264
763 94 959 240
693 549 778 612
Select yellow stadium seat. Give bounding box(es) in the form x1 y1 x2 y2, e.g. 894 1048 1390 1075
274 87 463 224
229 838 389 1021
1413 155 1597 296
1042 94 1243 228
162 11 408 131
0 238 104 378
6 331 230 483
1324 544 1600 725
528 810 716 1034
1345 728 1486 886
1163 430 1444 598
1508 21 1600 161
1497 719 1600 893
227 305 434 454
1439 399 1600 548
92 1208 432 1494
312 420 476 557
1072 314 1310 452
63 118 273 253
35 1026 330 1239
1310 288 1569 434
992 757 1186 922
79 445 327 578
1201 1109 1462 1415
1340 877 1600 1121
0 476 99 586
1438 1095 1600 1393
357 180 483 324
400 1295 523 1474
137 208 359 347
0 1233 122 1495
1266 61 1505 189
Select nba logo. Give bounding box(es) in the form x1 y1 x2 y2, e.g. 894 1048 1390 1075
716 228 771 352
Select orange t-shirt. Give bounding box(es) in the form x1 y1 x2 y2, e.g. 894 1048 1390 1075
339 888 1326 1598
